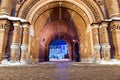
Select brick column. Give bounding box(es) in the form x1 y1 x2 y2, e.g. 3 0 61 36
91 23 101 62
110 21 120 60
105 0 120 18
0 0 14 15
0 19 10 62
99 22 111 60
21 22 30 63
10 21 22 62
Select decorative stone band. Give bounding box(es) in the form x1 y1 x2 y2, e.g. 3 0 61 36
101 44 111 50
110 24 120 31
21 44 28 50
10 44 20 50
93 44 101 50
0 24 9 30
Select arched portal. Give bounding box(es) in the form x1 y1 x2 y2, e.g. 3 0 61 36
16 0 105 63
39 20 79 62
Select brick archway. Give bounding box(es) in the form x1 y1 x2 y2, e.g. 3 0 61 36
17 0 105 63
39 20 79 62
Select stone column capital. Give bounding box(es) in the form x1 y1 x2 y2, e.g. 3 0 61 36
0 19 10 32
12 20 22 27
91 23 99 29
110 20 120 31
22 22 30 28
100 21 109 28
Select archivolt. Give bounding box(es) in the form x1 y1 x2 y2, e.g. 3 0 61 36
16 0 104 23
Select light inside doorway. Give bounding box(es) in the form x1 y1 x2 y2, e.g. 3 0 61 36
49 39 69 61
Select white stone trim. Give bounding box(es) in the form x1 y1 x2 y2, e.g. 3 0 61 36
93 45 101 50
10 44 19 49
101 44 111 50
21 44 28 50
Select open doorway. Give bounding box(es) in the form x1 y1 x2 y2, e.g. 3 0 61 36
49 39 69 61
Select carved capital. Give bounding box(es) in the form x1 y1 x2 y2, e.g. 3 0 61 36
110 21 120 31
22 22 30 28
12 20 22 28
111 24 120 31
0 19 10 31
100 21 109 28
91 23 99 29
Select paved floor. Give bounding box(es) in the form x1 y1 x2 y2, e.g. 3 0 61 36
0 62 120 80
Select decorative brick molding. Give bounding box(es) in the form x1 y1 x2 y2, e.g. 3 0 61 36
110 24 120 31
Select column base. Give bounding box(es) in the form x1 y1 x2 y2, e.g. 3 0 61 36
10 44 20 62
93 45 101 62
101 44 111 60
21 44 29 63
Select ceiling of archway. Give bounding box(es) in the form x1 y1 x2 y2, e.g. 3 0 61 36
34 7 86 38
29 1 89 39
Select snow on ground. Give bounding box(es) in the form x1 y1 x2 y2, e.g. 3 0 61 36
99 59 120 65
0 59 26 66
49 58 70 61
1 59 120 66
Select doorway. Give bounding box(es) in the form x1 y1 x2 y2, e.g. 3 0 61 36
49 39 69 61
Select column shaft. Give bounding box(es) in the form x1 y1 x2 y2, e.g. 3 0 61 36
10 21 22 62
0 0 14 15
99 22 111 60
110 21 120 59
105 0 120 18
92 24 101 62
21 22 30 63
0 19 10 62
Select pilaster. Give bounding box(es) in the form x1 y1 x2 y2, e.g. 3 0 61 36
0 19 10 62
110 20 120 59
91 23 101 62
105 0 120 18
0 0 14 15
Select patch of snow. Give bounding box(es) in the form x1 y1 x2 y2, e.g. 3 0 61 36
50 58 70 61
99 59 120 65
0 59 26 66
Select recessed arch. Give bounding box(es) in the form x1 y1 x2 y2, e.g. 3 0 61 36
15 0 105 62
39 19 80 62
17 0 104 23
